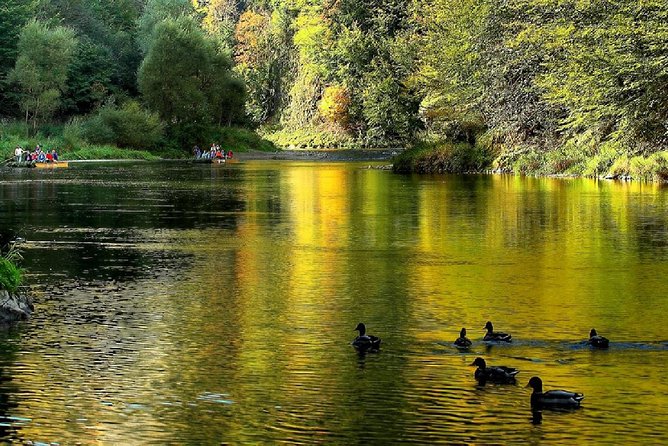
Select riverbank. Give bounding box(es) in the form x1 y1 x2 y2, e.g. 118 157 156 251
393 140 668 183
0 124 276 162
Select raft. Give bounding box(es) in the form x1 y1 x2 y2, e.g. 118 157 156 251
35 161 68 168
192 158 229 164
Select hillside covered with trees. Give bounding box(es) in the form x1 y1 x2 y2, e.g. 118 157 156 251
1 0 667 178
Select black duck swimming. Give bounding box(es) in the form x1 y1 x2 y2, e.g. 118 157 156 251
352 323 381 351
454 328 472 348
588 328 609 348
527 376 584 408
470 357 519 384
483 321 512 342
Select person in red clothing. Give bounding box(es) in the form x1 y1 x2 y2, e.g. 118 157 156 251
46 151 54 162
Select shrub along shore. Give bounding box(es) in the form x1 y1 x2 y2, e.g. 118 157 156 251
392 138 668 183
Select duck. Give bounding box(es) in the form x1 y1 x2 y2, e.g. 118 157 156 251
352 323 381 351
526 376 584 408
454 328 472 348
483 321 512 342
470 357 519 384
588 328 609 348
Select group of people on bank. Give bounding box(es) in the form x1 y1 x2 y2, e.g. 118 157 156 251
193 144 233 160
14 145 60 164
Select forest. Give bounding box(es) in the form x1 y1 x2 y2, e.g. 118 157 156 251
0 0 667 178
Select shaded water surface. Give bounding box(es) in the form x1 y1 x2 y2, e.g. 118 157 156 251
1 161 668 443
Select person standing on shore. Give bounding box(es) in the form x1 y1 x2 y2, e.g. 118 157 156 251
14 146 23 163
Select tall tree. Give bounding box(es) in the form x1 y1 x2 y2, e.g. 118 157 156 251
138 0 195 54
0 0 36 117
138 16 244 145
9 20 77 132
234 7 293 124
192 0 243 50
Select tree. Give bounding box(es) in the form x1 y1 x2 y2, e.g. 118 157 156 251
319 85 351 128
192 0 243 50
138 0 195 54
38 0 144 108
513 0 668 149
234 8 293 124
0 0 35 117
138 16 244 146
9 20 77 133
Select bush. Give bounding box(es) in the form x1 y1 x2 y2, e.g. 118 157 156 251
62 118 86 150
208 126 276 153
81 114 115 145
82 101 164 150
608 154 631 178
512 149 544 175
582 140 621 177
627 152 668 181
392 140 493 174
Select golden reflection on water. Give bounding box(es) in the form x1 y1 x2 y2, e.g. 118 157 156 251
1 162 668 443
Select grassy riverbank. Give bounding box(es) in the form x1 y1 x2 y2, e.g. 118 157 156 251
394 137 668 182
0 123 276 162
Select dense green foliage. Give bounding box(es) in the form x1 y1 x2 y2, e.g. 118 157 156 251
9 20 77 132
0 0 667 177
79 101 164 149
411 0 668 178
0 0 249 154
393 141 494 175
0 244 23 293
138 16 243 146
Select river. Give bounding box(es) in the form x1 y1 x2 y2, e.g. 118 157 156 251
0 160 667 444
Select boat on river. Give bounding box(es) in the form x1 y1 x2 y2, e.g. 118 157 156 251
193 157 231 165
36 161 68 168
6 160 68 168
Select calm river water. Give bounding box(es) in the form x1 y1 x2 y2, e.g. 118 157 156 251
1 160 667 444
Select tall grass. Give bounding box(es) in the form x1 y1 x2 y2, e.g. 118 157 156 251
65 146 160 160
0 243 23 294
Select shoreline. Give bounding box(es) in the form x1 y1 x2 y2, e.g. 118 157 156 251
58 149 402 164
233 149 401 162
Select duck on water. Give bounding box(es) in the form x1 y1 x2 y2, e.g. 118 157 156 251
483 321 512 342
352 323 381 352
470 357 519 384
454 327 472 348
527 376 584 409
588 328 609 348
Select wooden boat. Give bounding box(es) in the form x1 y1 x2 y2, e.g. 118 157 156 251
35 161 68 168
192 158 228 164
